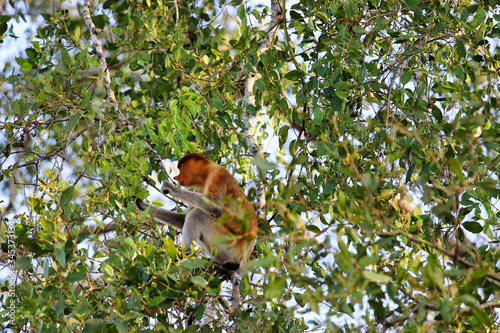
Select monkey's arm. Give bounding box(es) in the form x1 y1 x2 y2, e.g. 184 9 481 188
161 181 223 218
135 198 186 230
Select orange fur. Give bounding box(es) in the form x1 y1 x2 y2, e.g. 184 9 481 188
174 153 258 241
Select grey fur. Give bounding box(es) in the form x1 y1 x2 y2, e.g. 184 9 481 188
136 181 247 270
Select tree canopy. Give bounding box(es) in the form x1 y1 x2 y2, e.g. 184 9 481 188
1 0 500 331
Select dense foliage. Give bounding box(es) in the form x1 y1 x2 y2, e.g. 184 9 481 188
1 0 500 331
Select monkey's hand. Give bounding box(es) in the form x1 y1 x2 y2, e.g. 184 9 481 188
161 181 179 196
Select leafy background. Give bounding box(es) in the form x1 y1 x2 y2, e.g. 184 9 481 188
1 0 500 332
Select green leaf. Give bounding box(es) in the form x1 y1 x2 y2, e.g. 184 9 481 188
55 297 65 317
100 262 114 277
460 8 469 22
15 256 32 270
20 61 32 72
194 304 206 321
151 200 164 207
462 221 482 233
335 89 350 99
305 224 321 233
213 97 225 112
67 115 79 133
455 67 465 81
401 70 413 85
402 49 424 56
105 253 123 268
180 258 207 270
0 22 7 36
363 271 392 283
352 26 369 34
74 300 92 318
249 256 279 269
162 237 177 261
278 125 289 147
284 69 306 80
456 39 466 58
474 8 485 28
448 158 465 180
239 274 251 297
92 15 108 30
148 296 167 306
334 81 350 90
184 100 198 116
118 168 133 177
2 169 12 178
0 15 11 23
116 244 132 260
237 3 247 30
250 157 276 170
60 185 74 207
467 5 479 14
264 275 286 299
313 106 323 121
404 0 419 10
74 25 81 43
471 306 493 327
61 48 71 66
66 271 86 283
81 89 92 106
190 276 206 286
55 245 66 268
215 116 228 129
377 189 394 201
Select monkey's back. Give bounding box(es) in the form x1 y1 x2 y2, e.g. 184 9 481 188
204 165 258 240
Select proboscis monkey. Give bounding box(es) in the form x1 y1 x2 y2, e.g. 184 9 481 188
136 153 258 275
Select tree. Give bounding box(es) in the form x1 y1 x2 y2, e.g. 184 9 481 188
1 0 500 331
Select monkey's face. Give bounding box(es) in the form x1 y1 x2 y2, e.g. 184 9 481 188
173 170 185 186
174 160 194 187
173 155 207 188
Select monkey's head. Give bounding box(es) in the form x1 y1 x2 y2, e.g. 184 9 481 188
174 153 209 188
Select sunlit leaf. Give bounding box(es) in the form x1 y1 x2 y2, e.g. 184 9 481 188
363 271 392 283
250 157 276 170
180 258 207 270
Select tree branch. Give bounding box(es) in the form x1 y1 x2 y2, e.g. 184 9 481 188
83 0 119 112
376 228 500 284
242 1 283 220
